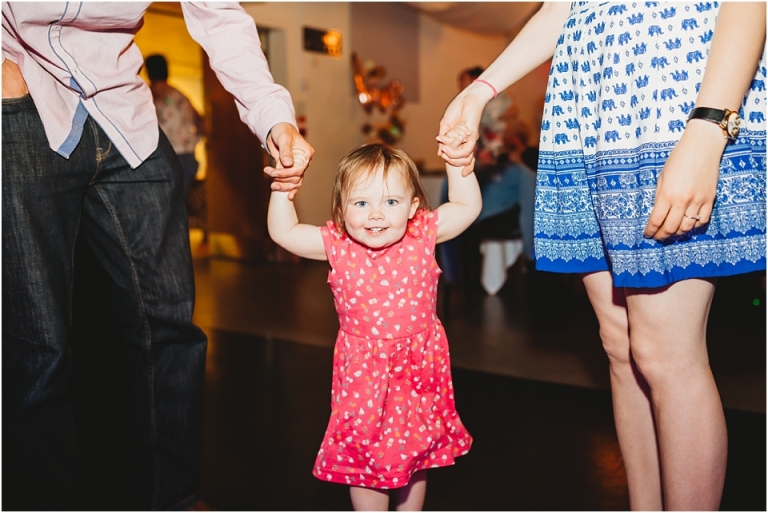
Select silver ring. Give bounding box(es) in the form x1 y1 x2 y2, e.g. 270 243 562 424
684 214 701 221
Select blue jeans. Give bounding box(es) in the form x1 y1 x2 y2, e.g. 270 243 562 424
2 95 207 510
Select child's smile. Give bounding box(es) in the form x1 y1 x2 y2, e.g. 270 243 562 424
343 166 419 250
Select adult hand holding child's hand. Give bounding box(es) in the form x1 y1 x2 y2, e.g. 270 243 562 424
436 83 493 175
265 122 314 199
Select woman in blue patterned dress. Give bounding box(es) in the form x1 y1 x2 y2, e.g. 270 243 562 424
437 2 765 510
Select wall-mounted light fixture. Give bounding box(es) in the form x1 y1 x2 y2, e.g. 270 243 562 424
303 27 342 57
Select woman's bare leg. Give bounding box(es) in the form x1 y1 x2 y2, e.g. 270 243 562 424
395 471 427 511
625 278 725 510
583 272 663 510
350 486 389 511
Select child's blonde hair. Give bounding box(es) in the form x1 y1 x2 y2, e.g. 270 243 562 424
331 143 430 234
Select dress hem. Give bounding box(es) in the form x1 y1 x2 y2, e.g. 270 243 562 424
535 256 766 288
312 449 470 490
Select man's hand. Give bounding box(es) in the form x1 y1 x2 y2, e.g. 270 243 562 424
264 122 314 200
2 60 29 98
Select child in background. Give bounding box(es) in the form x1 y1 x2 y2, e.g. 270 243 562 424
267 143 481 511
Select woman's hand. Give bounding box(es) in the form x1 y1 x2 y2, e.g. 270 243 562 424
645 2 766 240
435 3 570 174
436 83 494 173
643 120 727 240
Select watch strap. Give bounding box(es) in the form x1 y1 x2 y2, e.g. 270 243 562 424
687 107 726 124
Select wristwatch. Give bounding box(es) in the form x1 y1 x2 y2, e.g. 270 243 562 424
687 107 742 140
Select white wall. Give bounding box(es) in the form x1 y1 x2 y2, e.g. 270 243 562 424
398 15 508 171
243 2 367 227
242 3 515 226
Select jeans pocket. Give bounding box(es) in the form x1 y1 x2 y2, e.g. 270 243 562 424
2 93 33 108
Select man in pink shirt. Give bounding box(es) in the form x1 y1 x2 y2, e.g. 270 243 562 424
2 3 313 510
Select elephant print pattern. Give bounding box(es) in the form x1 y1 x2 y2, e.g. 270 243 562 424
313 209 472 489
535 1 767 287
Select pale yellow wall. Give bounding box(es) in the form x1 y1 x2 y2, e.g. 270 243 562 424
242 2 364 227
134 11 205 113
134 10 207 177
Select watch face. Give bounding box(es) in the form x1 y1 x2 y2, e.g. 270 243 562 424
726 111 741 139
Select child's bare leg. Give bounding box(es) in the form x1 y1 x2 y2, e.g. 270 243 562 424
395 470 427 511
350 486 389 511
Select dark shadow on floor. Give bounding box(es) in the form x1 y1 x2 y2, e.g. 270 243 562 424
63 239 765 510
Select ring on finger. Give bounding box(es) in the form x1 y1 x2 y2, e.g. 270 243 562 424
684 214 701 221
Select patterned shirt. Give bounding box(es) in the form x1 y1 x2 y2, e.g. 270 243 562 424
152 82 203 154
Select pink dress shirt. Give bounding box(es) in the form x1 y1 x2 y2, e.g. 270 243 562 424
2 2 296 168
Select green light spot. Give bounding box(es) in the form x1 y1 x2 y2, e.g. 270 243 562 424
753 299 761 307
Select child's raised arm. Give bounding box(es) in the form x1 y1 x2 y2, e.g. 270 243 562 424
435 162 482 244
267 190 327 261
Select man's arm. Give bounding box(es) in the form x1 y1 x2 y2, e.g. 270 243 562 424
181 3 313 196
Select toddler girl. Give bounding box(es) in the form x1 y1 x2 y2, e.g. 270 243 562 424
267 143 481 511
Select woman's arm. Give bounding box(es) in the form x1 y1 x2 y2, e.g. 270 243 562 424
437 2 571 167
435 163 482 244
267 190 327 261
644 2 766 240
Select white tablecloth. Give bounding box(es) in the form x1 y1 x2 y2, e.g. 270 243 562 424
479 239 524 295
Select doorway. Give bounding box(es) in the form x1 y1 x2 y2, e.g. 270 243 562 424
135 2 276 261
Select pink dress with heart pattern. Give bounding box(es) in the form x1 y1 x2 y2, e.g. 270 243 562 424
313 209 472 489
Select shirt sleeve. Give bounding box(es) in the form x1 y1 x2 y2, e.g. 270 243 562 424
181 2 297 145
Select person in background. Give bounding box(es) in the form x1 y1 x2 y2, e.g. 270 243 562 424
440 66 536 294
510 115 541 178
2 3 312 510
438 2 765 510
470 116 536 263
146 54 206 195
267 143 480 510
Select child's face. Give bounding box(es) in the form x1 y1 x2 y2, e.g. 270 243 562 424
343 165 419 250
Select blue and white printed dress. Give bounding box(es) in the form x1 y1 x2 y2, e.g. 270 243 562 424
534 1 767 287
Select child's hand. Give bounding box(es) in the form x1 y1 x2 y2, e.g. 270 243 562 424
265 148 312 200
436 88 489 167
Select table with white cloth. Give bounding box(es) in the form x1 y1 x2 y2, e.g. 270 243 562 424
479 239 524 295
432 163 535 295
